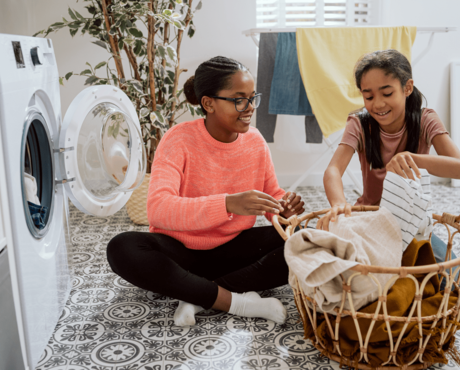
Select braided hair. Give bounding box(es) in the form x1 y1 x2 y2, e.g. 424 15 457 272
184 56 248 112
354 49 426 169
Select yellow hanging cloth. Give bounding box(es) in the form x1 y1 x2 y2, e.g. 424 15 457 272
296 26 417 138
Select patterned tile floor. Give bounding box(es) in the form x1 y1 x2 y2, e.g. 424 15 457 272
35 184 460 370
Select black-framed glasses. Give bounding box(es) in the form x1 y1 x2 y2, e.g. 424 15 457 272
211 93 262 112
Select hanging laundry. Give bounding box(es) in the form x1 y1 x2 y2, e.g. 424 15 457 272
256 33 278 143
285 207 402 314
269 32 313 116
28 202 49 230
24 172 40 205
380 169 433 250
296 26 417 137
268 32 322 144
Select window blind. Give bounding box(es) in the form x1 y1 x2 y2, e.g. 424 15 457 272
256 0 380 28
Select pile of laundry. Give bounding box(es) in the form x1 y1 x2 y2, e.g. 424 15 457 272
285 169 433 313
24 173 49 230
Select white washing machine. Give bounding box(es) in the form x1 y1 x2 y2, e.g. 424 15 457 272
0 34 146 370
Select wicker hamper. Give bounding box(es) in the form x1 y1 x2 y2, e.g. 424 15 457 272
126 173 150 225
273 206 460 370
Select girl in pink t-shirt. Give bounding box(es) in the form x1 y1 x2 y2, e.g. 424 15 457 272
318 49 460 277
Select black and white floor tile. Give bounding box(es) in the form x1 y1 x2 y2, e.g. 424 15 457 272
36 184 460 370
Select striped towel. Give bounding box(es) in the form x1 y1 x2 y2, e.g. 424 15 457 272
380 169 433 251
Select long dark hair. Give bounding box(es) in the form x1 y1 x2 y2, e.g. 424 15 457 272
183 56 248 112
354 49 426 169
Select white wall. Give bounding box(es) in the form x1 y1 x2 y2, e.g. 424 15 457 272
1 0 459 187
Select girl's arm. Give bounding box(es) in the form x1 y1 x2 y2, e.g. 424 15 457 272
317 144 355 231
386 134 460 180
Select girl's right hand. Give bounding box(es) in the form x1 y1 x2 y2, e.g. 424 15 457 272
226 190 284 216
316 203 352 231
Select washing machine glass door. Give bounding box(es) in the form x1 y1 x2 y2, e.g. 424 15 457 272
60 85 146 217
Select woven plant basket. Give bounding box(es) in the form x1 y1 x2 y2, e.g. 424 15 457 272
273 207 460 370
126 173 150 225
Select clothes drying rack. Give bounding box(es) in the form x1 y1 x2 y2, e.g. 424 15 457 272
243 26 457 194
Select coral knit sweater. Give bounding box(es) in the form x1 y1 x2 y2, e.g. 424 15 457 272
146 118 286 250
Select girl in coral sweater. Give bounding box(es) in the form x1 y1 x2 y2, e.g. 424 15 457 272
107 56 305 326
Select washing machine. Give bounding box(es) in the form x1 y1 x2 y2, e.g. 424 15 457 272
0 33 146 370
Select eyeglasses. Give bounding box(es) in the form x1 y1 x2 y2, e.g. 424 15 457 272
211 93 262 112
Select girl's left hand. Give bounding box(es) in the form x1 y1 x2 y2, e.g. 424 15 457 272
386 151 421 181
279 192 305 218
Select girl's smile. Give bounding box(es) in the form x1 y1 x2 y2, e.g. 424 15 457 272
359 68 413 134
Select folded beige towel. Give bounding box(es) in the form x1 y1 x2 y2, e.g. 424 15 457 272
285 207 402 314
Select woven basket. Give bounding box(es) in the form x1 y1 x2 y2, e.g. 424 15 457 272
272 206 460 370
126 173 150 225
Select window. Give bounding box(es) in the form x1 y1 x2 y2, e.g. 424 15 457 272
256 0 380 28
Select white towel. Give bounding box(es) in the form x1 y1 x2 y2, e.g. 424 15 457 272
380 169 433 250
24 173 40 205
285 207 402 314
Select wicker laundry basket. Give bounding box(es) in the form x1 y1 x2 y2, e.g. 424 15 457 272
126 173 150 225
273 206 460 370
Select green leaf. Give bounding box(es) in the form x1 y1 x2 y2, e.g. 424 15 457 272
195 107 204 116
65 72 73 80
156 45 166 59
59 77 64 86
128 28 143 38
188 104 195 116
118 38 124 50
166 46 176 61
85 75 98 85
139 107 150 117
80 69 92 75
173 21 182 29
132 82 143 93
51 22 65 27
92 40 107 50
187 25 195 38
75 11 85 20
196 1 202 10
95 62 107 70
134 40 143 55
69 28 78 37
163 9 172 16
68 8 78 21
68 23 81 29
108 124 114 137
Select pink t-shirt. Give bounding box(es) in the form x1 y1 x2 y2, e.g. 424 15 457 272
340 108 448 206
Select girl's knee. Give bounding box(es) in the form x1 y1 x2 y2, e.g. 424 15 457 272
106 232 138 273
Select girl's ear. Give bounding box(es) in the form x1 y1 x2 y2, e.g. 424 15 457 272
201 96 215 114
405 79 414 97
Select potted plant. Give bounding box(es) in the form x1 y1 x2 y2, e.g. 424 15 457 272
35 0 203 225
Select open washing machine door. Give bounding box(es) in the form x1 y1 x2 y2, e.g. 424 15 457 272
59 85 146 216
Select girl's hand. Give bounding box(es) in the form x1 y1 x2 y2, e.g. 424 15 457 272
226 190 284 216
279 191 305 219
386 151 421 180
316 203 352 231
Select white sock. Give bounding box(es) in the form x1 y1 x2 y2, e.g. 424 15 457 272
173 301 204 326
228 291 287 324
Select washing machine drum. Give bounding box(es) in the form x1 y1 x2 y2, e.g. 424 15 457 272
59 85 147 217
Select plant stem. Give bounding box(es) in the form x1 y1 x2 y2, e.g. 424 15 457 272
117 29 142 81
169 1 193 127
147 0 157 112
101 0 125 80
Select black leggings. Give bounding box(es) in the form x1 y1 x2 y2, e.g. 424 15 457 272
106 226 288 309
